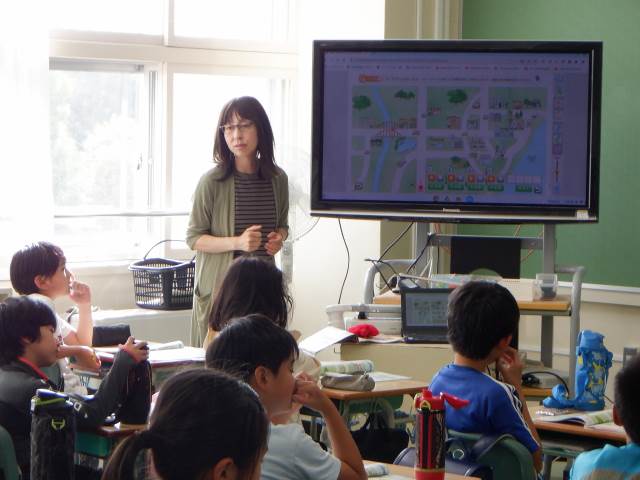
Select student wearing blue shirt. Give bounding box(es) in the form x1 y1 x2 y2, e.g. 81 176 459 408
430 281 542 474
570 354 640 480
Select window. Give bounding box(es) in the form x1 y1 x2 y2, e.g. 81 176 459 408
49 59 162 262
44 3 296 264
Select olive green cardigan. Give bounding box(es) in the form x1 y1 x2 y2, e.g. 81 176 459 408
185 165 289 347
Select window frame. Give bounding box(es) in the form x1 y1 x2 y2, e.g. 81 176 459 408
47 4 297 263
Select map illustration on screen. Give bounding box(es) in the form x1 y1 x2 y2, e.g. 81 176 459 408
312 41 601 223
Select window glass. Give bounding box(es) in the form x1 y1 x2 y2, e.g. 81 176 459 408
50 64 158 261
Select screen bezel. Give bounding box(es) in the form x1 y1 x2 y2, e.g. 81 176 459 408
311 39 602 223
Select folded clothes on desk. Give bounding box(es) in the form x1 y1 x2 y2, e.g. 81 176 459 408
320 359 374 375
321 372 375 391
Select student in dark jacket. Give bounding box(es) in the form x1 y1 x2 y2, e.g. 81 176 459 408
0 296 149 474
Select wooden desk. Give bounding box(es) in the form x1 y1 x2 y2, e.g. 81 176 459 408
373 290 571 313
531 409 627 444
522 386 553 400
322 379 425 402
530 407 626 480
365 461 478 479
321 379 424 425
76 422 144 472
74 346 205 390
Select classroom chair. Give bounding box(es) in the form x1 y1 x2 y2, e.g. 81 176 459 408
447 430 537 480
393 446 493 479
0 425 21 480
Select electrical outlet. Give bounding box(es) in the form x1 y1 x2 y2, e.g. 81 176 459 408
623 346 639 367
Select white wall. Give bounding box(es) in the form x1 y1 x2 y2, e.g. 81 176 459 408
285 0 385 353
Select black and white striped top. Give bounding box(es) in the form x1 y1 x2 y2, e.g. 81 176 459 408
234 172 276 260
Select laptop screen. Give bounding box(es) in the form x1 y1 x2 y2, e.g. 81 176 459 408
401 288 452 341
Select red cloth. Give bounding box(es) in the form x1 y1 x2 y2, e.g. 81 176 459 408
348 324 379 338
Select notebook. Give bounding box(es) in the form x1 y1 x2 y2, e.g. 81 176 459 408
400 287 453 343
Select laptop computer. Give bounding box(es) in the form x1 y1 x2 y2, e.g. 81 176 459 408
400 287 453 344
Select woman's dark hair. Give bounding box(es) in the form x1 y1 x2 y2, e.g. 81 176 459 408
447 281 520 360
209 256 292 331
213 96 277 180
10 241 66 295
102 369 268 480
614 353 640 444
206 314 299 383
0 297 57 364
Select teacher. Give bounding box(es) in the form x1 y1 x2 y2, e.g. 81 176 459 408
186 96 289 347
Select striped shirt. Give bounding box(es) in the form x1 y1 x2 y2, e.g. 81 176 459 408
234 172 276 260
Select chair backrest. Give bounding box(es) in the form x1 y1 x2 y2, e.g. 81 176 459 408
393 446 493 480
448 430 536 480
0 424 21 480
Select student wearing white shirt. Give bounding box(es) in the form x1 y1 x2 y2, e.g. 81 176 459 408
10 241 101 394
206 315 367 480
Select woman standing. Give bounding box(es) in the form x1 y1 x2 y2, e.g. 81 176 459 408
186 96 289 347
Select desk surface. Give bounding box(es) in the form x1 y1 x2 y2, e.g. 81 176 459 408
322 379 425 401
531 408 627 444
365 461 477 479
83 422 146 439
374 291 571 313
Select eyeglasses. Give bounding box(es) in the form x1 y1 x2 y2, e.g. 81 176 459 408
220 121 254 135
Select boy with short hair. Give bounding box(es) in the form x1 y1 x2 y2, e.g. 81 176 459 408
10 242 99 393
429 281 542 473
570 354 640 479
206 314 367 480
0 296 149 474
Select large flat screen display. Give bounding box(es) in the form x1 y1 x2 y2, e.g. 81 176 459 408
311 40 601 223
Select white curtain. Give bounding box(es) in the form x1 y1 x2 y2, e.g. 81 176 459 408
0 2 53 273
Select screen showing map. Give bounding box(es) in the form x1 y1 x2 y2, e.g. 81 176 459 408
319 48 594 212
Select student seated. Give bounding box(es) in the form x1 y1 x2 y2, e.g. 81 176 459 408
10 241 100 394
570 354 640 479
205 256 320 380
206 315 367 480
0 296 149 474
102 368 269 480
429 281 542 473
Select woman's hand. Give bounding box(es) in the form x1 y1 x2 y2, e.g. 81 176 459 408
235 225 262 252
265 231 284 255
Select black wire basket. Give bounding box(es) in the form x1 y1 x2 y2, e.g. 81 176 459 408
129 240 195 310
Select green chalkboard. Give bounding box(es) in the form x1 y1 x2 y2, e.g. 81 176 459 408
459 0 640 288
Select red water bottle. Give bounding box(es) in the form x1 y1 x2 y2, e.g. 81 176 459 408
414 388 469 480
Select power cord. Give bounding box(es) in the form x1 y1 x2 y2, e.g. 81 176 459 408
292 217 320 243
406 232 434 274
337 219 350 304
521 370 569 393
379 221 414 260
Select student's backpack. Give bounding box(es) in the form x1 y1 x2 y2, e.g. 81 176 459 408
30 389 76 480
